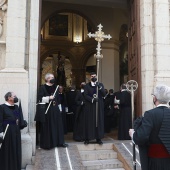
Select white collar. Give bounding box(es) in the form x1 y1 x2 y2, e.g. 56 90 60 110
5 102 14 106
157 104 169 108
46 83 53 86
121 89 127 92
91 81 96 86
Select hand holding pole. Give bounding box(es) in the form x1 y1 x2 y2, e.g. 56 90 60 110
45 85 59 114
0 124 9 149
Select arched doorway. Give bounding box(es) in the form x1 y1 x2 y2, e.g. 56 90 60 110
40 11 97 88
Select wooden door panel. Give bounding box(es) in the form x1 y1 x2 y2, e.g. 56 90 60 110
128 0 142 116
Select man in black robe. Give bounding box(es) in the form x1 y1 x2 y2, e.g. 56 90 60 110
35 73 67 149
0 92 27 170
84 73 105 145
129 84 170 170
115 84 132 140
73 82 86 141
58 85 68 134
104 89 115 133
66 86 77 132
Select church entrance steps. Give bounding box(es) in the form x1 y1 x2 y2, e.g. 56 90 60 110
77 143 125 170
80 150 117 160
82 159 124 170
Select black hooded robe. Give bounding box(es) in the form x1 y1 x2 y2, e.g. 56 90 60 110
0 103 26 170
84 82 105 140
36 84 65 149
133 106 170 170
73 90 86 141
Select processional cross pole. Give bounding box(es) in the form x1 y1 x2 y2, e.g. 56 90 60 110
126 80 138 170
87 24 112 127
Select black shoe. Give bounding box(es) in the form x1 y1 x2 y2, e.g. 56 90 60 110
59 143 68 148
96 139 103 145
84 140 89 145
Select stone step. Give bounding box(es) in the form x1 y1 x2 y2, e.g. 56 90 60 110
80 149 117 161
82 158 124 170
77 143 113 151
101 169 125 170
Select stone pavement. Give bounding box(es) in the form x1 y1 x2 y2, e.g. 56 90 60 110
26 133 141 170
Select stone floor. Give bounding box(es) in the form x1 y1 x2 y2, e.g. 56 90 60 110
26 131 141 170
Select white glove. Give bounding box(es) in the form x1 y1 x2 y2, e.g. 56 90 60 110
65 107 68 112
114 96 120 104
0 132 3 137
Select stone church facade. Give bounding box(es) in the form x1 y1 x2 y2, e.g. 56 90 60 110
0 0 170 168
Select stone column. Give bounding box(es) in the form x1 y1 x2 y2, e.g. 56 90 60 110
140 0 170 113
140 0 155 112
0 0 33 168
28 0 41 156
153 0 170 82
100 41 120 91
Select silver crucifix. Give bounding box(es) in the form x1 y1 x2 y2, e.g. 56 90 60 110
88 24 112 127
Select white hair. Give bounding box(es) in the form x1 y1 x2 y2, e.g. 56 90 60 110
153 84 170 104
45 73 53 81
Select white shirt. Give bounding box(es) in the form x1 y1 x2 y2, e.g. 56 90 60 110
91 81 96 86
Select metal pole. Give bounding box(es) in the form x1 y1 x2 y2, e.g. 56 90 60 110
96 58 100 127
45 85 59 114
0 124 9 149
126 80 138 170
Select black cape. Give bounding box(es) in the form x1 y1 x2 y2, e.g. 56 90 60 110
73 90 86 141
0 104 25 170
36 84 65 149
118 90 132 140
84 82 105 140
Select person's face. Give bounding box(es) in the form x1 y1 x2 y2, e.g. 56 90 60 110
47 75 54 83
8 93 17 103
152 94 157 105
91 74 97 82
59 86 63 93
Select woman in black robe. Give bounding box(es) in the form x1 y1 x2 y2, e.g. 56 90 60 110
0 92 27 170
73 82 86 141
36 73 67 149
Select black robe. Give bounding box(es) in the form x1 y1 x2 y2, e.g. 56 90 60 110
66 90 77 132
104 94 115 133
37 84 65 149
59 93 68 134
0 104 25 170
133 106 170 170
118 90 132 140
73 90 85 141
84 82 105 140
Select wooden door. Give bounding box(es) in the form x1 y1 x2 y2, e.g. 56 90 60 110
128 0 142 117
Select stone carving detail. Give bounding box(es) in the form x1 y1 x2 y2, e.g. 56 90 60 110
0 0 7 37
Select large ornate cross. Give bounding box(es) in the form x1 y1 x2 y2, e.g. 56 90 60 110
87 24 112 127
88 24 112 59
